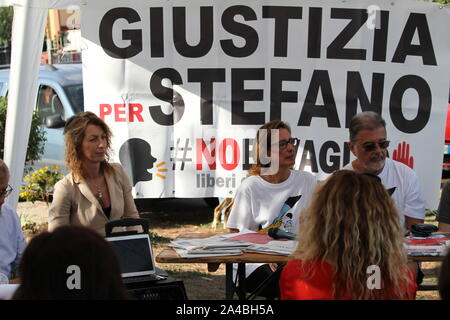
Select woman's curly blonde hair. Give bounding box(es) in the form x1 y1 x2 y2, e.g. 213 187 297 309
294 170 412 299
63 112 113 181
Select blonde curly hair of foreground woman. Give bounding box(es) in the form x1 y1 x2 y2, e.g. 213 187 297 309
294 170 413 299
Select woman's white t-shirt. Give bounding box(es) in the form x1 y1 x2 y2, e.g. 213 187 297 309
227 170 318 277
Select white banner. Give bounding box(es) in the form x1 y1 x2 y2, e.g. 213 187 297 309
81 0 450 208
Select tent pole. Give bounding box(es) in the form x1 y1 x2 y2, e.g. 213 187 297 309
4 1 48 211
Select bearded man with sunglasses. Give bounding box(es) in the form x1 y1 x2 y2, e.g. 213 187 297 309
344 111 425 232
0 160 26 282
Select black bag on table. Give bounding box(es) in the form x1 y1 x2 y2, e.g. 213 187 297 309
410 223 438 237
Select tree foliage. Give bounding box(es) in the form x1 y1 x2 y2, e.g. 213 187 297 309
0 6 13 48
427 0 450 4
0 96 46 164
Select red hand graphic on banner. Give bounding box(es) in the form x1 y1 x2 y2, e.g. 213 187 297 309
392 141 414 169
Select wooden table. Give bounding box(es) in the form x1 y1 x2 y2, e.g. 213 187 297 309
408 255 445 262
156 233 446 299
156 233 290 299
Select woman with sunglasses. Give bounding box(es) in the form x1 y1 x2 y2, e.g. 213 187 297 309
0 159 26 282
280 170 417 300
226 120 317 299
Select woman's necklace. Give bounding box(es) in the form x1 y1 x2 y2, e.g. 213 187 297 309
90 177 105 207
94 182 103 206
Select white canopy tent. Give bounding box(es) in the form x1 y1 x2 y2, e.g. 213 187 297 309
0 0 81 210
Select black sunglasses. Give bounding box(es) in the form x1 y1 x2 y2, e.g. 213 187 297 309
275 138 300 149
360 140 390 152
0 184 13 198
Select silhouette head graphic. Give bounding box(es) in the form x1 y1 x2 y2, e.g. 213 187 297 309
119 138 157 186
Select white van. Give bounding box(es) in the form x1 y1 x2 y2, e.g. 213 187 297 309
0 63 83 172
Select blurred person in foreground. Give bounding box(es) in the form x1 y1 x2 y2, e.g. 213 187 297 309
280 170 417 300
48 112 139 236
13 225 128 299
227 120 317 298
0 159 26 282
439 249 450 300
436 180 450 232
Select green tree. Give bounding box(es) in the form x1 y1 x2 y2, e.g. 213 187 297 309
428 0 450 4
0 96 46 164
0 6 13 48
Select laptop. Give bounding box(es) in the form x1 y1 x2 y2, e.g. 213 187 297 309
106 233 165 284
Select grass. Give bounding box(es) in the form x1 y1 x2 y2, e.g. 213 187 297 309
414 211 442 300
149 231 172 244
425 210 438 226
425 209 437 217
19 213 38 232
200 221 225 229
166 269 211 277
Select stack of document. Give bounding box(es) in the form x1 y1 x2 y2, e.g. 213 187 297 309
244 240 297 256
222 231 297 255
170 230 298 258
405 234 450 256
169 235 252 258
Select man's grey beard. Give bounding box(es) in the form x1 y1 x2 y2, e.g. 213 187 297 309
365 155 386 173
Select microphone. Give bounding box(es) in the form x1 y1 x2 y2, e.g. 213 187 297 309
268 228 296 240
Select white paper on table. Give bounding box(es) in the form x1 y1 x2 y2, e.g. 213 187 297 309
169 234 252 250
173 247 244 258
245 240 298 256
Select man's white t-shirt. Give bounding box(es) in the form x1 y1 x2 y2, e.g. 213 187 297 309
344 158 425 230
227 170 317 277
